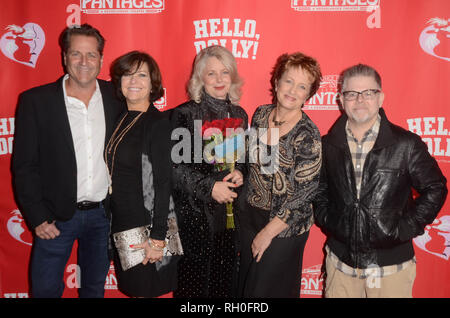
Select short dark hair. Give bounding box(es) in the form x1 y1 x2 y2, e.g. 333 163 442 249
59 24 105 55
110 51 164 103
340 64 382 91
270 52 322 105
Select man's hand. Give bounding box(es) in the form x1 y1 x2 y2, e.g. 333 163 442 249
35 221 60 240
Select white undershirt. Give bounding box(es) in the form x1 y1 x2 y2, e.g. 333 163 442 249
62 74 108 202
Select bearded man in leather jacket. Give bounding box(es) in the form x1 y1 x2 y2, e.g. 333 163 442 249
314 64 447 298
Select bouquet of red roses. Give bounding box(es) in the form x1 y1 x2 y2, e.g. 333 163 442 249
202 117 245 229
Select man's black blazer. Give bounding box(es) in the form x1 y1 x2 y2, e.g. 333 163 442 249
12 76 124 229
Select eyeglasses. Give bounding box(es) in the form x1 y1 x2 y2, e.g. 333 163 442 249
341 89 381 101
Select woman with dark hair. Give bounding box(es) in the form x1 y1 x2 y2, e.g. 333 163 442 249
238 52 322 298
171 45 248 298
107 51 182 297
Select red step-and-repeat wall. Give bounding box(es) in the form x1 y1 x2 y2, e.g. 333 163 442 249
0 0 449 298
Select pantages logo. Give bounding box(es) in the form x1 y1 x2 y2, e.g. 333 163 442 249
291 0 381 28
105 264 119 290
80 0 164 14
193 18 260 60
301 264 324 296
304 75 339 111
406 116 450 163
291 0 379 11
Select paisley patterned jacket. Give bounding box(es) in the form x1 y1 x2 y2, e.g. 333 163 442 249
246 104 322 238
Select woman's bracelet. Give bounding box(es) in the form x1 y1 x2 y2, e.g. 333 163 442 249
148 238 166 251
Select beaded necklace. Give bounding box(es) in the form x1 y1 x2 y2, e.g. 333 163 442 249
104 112 144 194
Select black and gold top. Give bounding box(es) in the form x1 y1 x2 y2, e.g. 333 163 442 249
245 104 322 238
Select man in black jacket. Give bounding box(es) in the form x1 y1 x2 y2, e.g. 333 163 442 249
12 24 123 297
314 64 447 297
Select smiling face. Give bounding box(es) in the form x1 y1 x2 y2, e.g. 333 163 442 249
64 35 102 89
120 62 152 109
275 66 312 111
340 75 384 128
201 56 231 100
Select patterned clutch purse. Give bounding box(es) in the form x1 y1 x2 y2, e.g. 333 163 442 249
112 225 150 271
112 219 183 271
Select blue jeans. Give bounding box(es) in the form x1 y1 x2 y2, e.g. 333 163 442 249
30 206 110 298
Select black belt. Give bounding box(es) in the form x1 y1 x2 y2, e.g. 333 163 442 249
76 201 101 210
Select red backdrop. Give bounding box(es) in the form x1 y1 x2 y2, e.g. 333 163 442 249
0 0 449 298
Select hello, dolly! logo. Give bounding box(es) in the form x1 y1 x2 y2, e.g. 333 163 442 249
193 18 260 60
419 18 450 62
0 23 45 68
414 215 450 261
6 209 32 246
406 116 450 163
80 0 164 14
0 117 14 156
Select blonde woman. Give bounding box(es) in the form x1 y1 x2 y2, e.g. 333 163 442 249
171 46 248 297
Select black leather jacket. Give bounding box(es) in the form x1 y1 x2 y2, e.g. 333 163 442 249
314 108 447 268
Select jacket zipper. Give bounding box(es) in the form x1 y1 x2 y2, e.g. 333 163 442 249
354 199 359 268
345 143 360 268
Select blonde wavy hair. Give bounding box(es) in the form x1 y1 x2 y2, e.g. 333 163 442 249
188 45 243 104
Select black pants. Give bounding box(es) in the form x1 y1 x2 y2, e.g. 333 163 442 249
238 228 309 298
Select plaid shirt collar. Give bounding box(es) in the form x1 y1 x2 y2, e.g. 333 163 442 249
345 114 381 143
345 115 381 198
